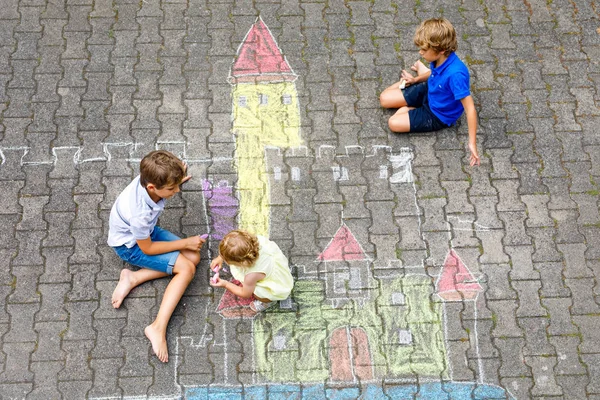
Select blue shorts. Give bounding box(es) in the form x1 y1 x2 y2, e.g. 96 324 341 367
112 226 180 275
403 82 450 133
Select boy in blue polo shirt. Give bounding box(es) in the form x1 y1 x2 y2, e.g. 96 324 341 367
380 18 480 166
108 150 207 363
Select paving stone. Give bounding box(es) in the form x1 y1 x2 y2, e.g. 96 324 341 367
31 320 66 362
471 195 503 229
526 355 563 397
572 315 600 355
513 280 547 317
557 375 591 400
63 300 98 341
58 380 93 400
495 337 530 377
581 353 600 393
519 316 555 356
537 262 572 298
69 229 102 264
549 335 587 375
488 299 523 338
558 243 594 279
88 358 124 398
529 227 562 263
506 245 540 280
28 360 64 399
481 263 516 300
581 226 600 259
0 341 36 382
521 195 553 228
492 179 525 212
478 230 509 264
499 211 531 246
500 377 533 400
565 278 600 315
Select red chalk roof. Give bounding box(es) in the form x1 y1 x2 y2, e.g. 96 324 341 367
229 17 297 83
436 249 483 301
317 224 367 262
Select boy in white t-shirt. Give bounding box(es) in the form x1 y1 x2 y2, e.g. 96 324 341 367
107 150 207 363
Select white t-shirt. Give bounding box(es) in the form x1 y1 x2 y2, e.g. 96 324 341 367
107 175 165 248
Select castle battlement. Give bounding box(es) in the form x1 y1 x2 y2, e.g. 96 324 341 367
1 142 416 185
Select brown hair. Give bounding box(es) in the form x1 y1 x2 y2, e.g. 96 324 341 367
413 18 457 55
139 150 186 189
219 230 260 267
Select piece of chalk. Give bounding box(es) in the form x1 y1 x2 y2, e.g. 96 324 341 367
200 234 209 240
399 79 406 90
211 271 219 284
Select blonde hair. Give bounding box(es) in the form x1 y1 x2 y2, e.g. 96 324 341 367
219 230 259 267
413 18 457 55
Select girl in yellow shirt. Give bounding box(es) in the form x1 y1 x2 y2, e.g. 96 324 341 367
209 230 294 312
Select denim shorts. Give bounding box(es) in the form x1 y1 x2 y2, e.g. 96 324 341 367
112 226 180 275
403 82 450 133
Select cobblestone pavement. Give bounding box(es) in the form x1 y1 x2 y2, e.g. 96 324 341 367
0 0 599 399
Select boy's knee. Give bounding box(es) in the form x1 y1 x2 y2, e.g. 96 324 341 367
174 257 196 279
388 114 408 133
188 252 200 266
380 92 393 108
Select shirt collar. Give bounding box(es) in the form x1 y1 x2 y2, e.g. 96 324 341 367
432 52 456 74
136 175 164 210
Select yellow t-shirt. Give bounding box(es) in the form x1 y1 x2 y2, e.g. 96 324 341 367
229 236 293 301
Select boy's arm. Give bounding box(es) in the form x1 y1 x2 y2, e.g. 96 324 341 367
460 95 480 166
212 272 265 298
401 60 431 86
137 235 204 255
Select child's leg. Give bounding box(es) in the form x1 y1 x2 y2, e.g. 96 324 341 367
388 107 414 132
380 81 408 109
144 252 197 363
112 268 169 308
253 294 271 303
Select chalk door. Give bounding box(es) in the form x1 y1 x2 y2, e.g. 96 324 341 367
329 327 373 382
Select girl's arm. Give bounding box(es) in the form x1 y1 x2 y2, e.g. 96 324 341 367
211 272 265 299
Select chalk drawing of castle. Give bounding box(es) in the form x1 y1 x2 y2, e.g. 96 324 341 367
1 16 513 400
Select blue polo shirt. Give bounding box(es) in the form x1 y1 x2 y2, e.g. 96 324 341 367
428 52 471 126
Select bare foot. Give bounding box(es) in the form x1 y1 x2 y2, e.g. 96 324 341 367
145 324 168 363
412 60 430 75
112 269 134 308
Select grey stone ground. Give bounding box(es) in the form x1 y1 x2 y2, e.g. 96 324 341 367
0 0 599 399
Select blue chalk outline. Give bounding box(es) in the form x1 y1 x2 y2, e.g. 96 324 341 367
185 382 515 399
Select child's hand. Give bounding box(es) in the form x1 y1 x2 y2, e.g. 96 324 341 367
400 69 417 87
209 275 227 287
469 142 481 166
185 235 205 251
210 256 223 272
181 162 192 185
411 60 430 76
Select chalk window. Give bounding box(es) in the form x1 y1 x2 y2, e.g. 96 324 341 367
273 166 282 181
259 94 268 105
391 292 405 305
332 166 349 181
379 165 388 179
291 167 301 181
238 96 247 107
273 332 287 350
397 329 412 345
282 94 292 105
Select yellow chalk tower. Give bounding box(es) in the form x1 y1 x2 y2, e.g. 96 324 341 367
228 17 302 236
